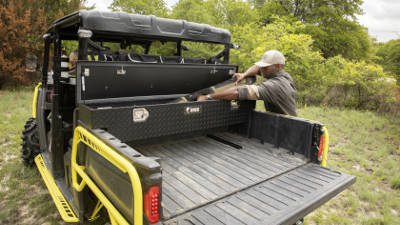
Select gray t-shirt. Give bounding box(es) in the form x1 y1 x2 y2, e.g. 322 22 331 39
238 70 297 116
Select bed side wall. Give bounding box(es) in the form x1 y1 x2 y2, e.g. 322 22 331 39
249 110 322 162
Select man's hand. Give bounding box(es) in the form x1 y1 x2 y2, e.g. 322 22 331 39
197 95 208 101
232 73 245 85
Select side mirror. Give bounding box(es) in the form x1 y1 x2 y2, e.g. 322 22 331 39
25 52 39 72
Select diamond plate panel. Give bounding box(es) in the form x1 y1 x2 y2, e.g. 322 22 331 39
80 101 252 142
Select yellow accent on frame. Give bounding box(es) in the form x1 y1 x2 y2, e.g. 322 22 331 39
32 82 42 118
321 126 329 167
89 200 104 222
71 126 143 225
34 154 79 222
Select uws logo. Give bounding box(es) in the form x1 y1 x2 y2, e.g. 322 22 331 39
185 106 201 115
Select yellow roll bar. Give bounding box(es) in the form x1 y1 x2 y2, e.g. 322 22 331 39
321 126 329 167
32 82 42 118
71 126 143 225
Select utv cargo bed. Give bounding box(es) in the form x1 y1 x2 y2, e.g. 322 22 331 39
135 132 356 224
163 163 355 225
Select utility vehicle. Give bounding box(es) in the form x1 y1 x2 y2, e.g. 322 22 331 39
21 10 356 225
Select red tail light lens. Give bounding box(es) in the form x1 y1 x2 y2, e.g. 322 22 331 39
144 186 160 224
318 135 324 161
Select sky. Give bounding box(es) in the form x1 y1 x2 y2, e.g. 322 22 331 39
356 0 400 42
86 0 399 43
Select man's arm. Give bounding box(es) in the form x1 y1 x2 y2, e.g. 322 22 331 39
197 65 261 101
233 65 260 84
197 87 239 101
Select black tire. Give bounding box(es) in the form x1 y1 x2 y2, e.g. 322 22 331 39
21 117 40 166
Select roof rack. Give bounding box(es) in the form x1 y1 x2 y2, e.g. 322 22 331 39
47 10 231 44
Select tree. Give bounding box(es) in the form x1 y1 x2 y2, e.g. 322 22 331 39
0 0 46 87
34 0 86 22
255 0 363 22
171 0 216 25
109 0 167 17
375 39 400 84
171 0 257 27
256 0 371 60
0 0 84 87
208 0 257 26
304 18 371 59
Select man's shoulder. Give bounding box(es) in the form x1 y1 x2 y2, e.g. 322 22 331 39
257 71 294 91
257 79 278 95
259 75 285 87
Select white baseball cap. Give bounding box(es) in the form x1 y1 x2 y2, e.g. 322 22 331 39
254 50 285 67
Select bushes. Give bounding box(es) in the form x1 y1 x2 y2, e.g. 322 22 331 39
228 18 399 114
320 58 399 114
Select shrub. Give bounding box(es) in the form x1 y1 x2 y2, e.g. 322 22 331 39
321 57 400 114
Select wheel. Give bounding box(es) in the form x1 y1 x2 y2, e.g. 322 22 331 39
20 117 40 166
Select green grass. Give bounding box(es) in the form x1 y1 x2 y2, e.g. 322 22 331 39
294 105 400 225
392 175 400 190
0 88 65 225
1 90 399 224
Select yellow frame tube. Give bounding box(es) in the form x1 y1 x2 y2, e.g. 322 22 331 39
89 200 104 222
321 126 329 167
32 82 42 118
71 126 143 225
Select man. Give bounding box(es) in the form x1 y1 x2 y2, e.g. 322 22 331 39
197 50 297 116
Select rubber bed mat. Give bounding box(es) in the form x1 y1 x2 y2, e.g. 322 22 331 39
162 163 356 225
135 133 310 220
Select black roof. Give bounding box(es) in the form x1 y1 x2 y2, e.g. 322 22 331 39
47 10 231 44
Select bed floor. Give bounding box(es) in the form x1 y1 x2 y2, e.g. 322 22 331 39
135 132 309 220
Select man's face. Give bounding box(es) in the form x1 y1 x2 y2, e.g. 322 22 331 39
260 64 280 78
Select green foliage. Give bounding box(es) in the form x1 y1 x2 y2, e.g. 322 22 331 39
256 0 371 60
375 39 400 84
255 0 363 22
109 0 167 16
229 18 323 100
171 0 257 26
148 41 177 56
62 40 79 55
209 0 258 26
304 19 372 60
181 41 225 59
171 0 217 25
318 57 399 113
229 17 322 72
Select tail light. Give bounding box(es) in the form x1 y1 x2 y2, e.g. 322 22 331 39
143 185 160 224
318 134 324 162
